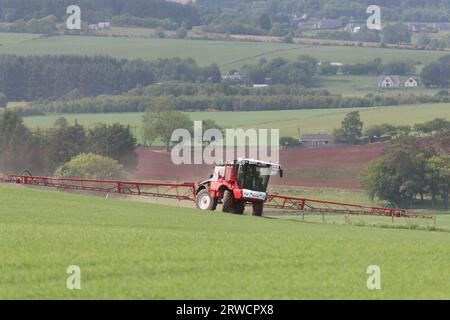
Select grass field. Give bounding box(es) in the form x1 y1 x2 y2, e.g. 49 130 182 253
0 32 38 45
0 184 449 299
23 103 450 140
0 32 446 72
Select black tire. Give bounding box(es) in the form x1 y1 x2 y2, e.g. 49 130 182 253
252 202 264 216
196 190 214 211
211 198 218 211
222 189 233 213
233 199 245 215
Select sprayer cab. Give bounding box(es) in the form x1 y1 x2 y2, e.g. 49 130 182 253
195 159 283 216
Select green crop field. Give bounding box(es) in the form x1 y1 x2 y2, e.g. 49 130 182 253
0 32 446 71
23 103 450 140
0 32 38 45
0 184 449 299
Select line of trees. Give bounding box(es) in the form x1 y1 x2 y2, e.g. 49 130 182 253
0 55 221 100
313 28 380 43
361 134 450 209
128 83 329 97
334 111 450 145
309 23 413 45
0 15 57 33
241 56 318 86
422 55 450 88
15 89 450 116
0 110 137 175
0 55 154 100
380 23 412 44
1 0 449 38
414 33 450 50
244 0 450 22
0 0 200 26
197 0 450 40
340 58 415 76
111 15 180 30
242 56 422 81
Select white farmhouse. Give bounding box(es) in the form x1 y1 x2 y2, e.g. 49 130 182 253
89 22 111 30
404 77 421 88
378 75 401 88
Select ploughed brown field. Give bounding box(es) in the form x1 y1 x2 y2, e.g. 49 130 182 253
134 143 386 189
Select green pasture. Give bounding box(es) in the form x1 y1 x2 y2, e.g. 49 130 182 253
0 32 446 72
22 103 450 140
0 184 449 299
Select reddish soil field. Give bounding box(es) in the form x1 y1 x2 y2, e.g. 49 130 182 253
134 143 387 189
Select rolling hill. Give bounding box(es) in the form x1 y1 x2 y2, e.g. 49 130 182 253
0 32 446 72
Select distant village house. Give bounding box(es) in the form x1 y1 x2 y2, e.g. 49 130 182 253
89 22 111 30
344 23 361 33
313 19 343 30
222 71 244 82
406 22 449 33
288 12 309 22
378 75 401 88
300 133 334 147
253 84 269 88
404 77 421 87
378 75 421 88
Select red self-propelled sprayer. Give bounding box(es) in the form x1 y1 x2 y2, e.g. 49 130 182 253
2 159 434 222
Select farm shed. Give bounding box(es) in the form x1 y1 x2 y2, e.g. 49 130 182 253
300 133 334 147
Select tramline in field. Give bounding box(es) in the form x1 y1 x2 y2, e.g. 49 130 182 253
2 159 434 221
